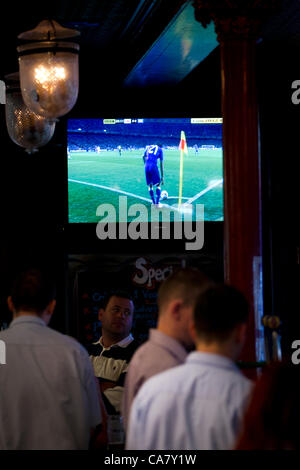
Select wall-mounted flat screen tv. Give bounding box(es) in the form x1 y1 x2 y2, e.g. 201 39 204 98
67 118 223 224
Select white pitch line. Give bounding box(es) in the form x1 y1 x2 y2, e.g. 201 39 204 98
68 178 153 203
166 196 189 200
183 179 223 205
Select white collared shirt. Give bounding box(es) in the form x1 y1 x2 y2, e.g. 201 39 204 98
126 351 253 450
122 329 188 430
0 315 101 449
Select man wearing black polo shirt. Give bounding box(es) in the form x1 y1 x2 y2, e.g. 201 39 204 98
86 291 139 415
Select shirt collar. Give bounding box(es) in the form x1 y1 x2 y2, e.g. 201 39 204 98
186 351 239 372
9 315 47 328
97 333 134 349
149 329 188 362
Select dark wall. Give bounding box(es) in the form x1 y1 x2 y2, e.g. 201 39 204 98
0 107 67 331
257 40 300 357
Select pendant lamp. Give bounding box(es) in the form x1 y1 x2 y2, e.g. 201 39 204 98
5 72 56 154
17 20 80 121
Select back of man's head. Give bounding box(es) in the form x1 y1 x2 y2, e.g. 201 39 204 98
10 267 56 315
193 284 249 344
157 268 212 313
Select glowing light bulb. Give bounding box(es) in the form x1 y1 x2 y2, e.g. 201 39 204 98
18 41 79 120
34 65 66 84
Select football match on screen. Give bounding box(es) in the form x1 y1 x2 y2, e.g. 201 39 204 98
67 118 224 223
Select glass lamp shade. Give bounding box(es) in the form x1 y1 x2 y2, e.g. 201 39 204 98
17 41 79 120
5 81 56 154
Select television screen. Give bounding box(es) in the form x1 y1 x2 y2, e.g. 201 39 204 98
67 118 223 225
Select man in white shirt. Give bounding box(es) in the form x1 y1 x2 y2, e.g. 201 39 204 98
126 284 253 450
122 268 212 431
0 267 101 450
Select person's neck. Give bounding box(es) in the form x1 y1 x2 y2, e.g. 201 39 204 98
13 310 40 319
195 342 236 361
157 319 177 339
157 322 188 350
13 310 52 326
101 333 128 348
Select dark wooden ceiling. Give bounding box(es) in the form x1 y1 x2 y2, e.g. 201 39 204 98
0 0 186 83
1 0 299 91
1 0 299 115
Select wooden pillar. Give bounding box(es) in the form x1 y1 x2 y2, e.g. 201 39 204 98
193 1 278 368
221 37 260 365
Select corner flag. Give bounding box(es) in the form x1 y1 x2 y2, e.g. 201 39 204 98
179 130 188 155
178 131 188 206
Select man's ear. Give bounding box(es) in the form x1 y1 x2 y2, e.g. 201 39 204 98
169 299 184 321
188 320 198 344
98 308 104 322
235 322 247 345
41 300 56 326
7 296 15 313
47 299 56 316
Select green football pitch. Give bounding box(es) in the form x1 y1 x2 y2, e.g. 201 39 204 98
68 148 223 223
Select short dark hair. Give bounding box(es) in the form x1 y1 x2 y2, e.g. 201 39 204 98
193 284 249 343
101 290 133 310
11 268 56 314
157 268 212 313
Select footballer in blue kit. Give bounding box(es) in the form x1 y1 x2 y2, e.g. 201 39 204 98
143 144 164 205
